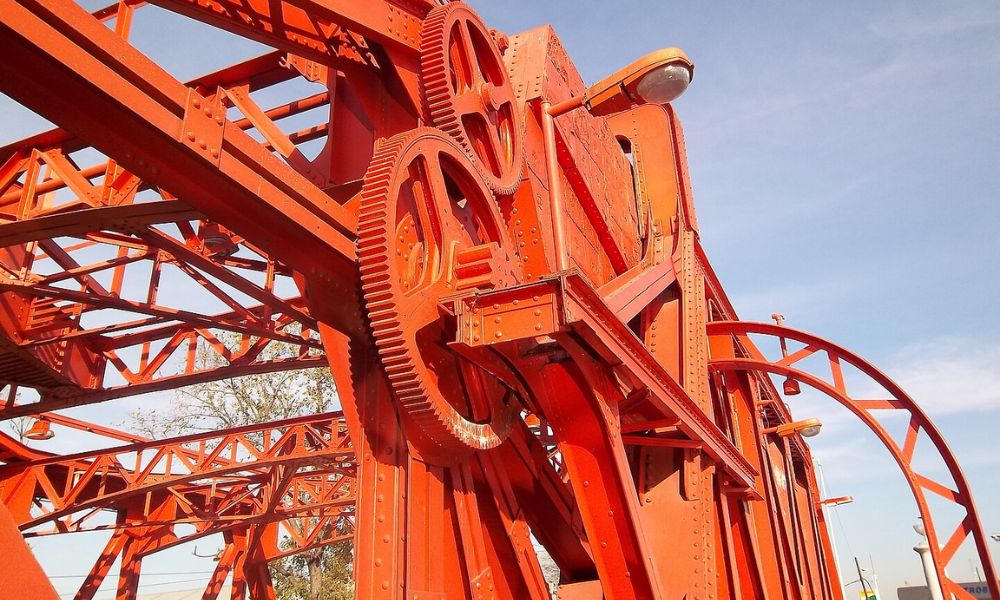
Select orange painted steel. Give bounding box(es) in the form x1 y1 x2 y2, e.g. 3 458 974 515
0 0 993 598
706 321 1000 600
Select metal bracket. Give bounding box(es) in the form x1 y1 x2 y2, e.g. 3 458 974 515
469 567 496 599
454 279 562 346
179 89 225 165
682 447 702 501
281 54 328 82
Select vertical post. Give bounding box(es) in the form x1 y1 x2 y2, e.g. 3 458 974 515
0 502 57 600
540 101 569 271
815 459 845 591
914 540 945 600
854 557 870 599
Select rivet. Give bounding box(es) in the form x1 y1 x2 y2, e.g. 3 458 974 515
494 331 503 338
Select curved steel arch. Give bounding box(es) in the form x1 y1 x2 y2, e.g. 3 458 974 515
706 321 999 600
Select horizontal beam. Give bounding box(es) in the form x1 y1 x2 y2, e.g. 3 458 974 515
147 0 425 65
454 273 758 491
0 201 198 247
0 355 329 420
0 0 360 309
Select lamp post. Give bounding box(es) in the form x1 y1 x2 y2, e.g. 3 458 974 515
855 556 875 599
541 48 694 271
914 521 945 600
815 458 850 592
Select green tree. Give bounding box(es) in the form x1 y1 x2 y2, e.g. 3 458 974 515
126 335 353 600
271 523 354 600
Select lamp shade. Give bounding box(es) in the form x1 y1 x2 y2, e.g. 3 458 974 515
24 419 54 441
635 63 691 105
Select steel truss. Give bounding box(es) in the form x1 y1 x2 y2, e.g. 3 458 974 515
707 321 999 600
0 0 994 599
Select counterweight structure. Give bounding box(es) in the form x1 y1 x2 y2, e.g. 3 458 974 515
0 1 995 598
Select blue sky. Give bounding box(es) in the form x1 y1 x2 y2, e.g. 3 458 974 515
2 0 999 597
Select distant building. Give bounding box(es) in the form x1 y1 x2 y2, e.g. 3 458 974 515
897 581 993 600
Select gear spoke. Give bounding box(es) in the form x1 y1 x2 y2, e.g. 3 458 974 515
459 21 484 87
357 128 519 461
421 2 524 195
484 121 505 174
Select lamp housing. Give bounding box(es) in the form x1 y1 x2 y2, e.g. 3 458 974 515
583 48 694 117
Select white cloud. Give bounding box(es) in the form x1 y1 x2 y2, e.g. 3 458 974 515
867 5 1000 41
881 337 1000 416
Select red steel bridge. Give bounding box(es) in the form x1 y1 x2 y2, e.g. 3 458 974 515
0 0 995 598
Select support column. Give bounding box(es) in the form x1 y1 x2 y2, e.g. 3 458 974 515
914 540 945 600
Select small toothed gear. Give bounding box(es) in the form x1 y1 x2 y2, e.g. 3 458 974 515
358 127 519 460
420 2 524 195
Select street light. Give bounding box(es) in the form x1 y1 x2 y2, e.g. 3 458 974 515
819 495 854 508
547 48 695 118
542 48 694 270
762 417 823 438
23 418 54 441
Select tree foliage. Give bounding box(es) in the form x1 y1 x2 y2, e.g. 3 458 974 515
272 526 354 600
128 337 336 438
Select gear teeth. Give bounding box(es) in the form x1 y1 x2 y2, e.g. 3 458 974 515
357 127 516 458
420 2 524 196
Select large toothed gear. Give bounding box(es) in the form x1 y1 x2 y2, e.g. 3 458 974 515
420 2 524 195
358 127 519 459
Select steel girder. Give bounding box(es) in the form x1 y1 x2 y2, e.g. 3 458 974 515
707 321 1000 600
0 0 993 599
0 412 355 599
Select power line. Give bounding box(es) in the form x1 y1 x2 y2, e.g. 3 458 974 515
50 570 216 579
56 576 216 597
